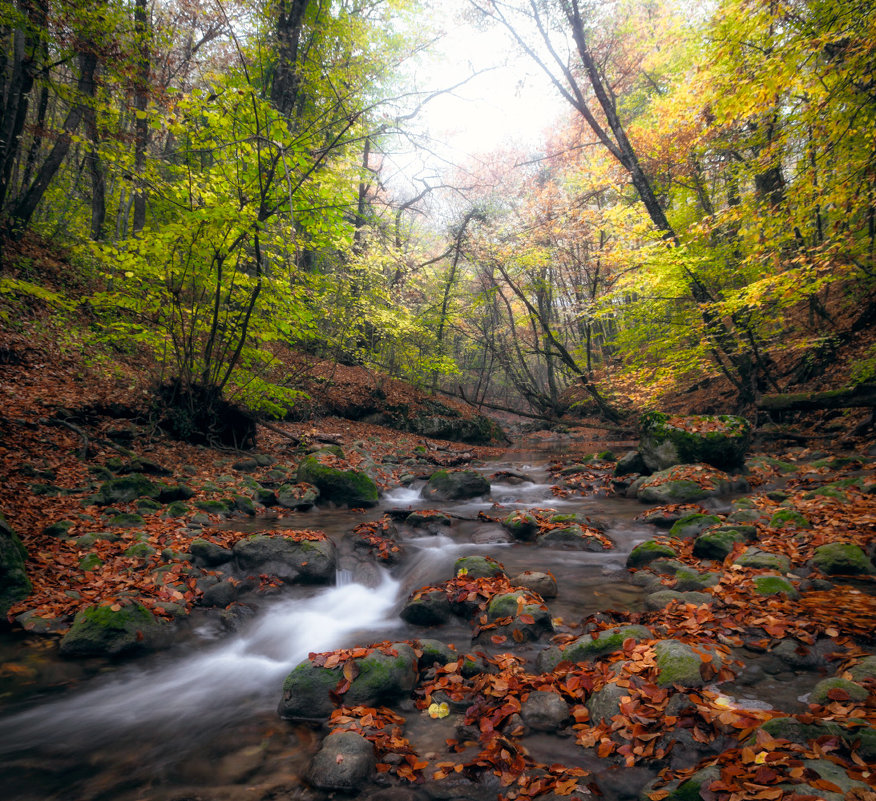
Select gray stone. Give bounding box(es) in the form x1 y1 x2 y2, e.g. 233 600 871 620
453 555 505 579
520 690 569 731
510 571 557 598
308 731 375 791
811 542 875 575
233 534 336 583
809 677 869 704
586 683 627 722
538 524 609 551
734 547 790 572
638 412 751 471
668 513 722 539
654 639 720 688
421 469 490 501
59 603 167 657
297 457 379 507
400 590 453 626
276 482 319 510
0 512 31 617
614 450 648 476
537 625 652 672
626 540 676 568
188 539 233 567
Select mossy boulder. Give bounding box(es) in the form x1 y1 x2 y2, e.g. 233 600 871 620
308 731 376 791
626 540 676 568
296 457 378 507
78 553 103 571
848 656 876 682
734 547 790 572
614 450 648 476
635 465 743 504
279 643 418 721
233 534 336 583
753 575 799 599
538 524 609 551
811 542 875 575
669 513 722 539
484 590 552 641
0 513 31 617
809 677 869 705
59 603 167 657
673 568 720 592
96 474 161 504
502 511 539 541
421 469 490 501
654 639 720 687
769 508 811 529
755 716 845 746
189 539 233 567
644 590 712 610
276 483 319 510
639 412 751 471
692 529 747 560
453 555 505 579
536 624 652 672
586 683 628 723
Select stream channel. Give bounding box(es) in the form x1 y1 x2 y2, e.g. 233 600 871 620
0 436 748 801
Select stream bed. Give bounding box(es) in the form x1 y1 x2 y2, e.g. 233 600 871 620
0 436 840 801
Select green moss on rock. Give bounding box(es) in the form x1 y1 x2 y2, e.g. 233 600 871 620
59 603 165 657
639 412 751 471
626 540 677 568
812 543 875 575
753 575 799 598
297 457 379 507
669 513 722 539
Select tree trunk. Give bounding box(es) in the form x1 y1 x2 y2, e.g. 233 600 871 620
131 0 149 234
757 385 876 412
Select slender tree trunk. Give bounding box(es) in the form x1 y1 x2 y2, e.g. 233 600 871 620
7 47 98 236
131 0 150 234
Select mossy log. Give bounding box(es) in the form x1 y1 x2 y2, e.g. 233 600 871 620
757 384 876 411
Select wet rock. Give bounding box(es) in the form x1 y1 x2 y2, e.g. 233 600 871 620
484 591 552 642
501 511 539 541
811 542 875 575
848 655 876 681
613 450 648 476
199 578 238 608
308 731 375 791
421 469 490 501
233 534 336 583
407 510 453 532
363 789 428 801
594 765 656 800
421 769 502 801
755 716 845 746
668 513 722 539
626 540 676 568
510 571 557 598
416 639 458 669
769 508 811 529
453 555 505 579
157 484 194 502
230 494 256 515
692 528 747 560
297 457 379 507
648 766 721 801
59 602 167 657
96 474 160 504
752 575 799 599
0 512 31 617
537 625 652 672
635 465 745 504
734 547 790 572
644 590 712 610
520 690 569 731
586 682 627 722
654 639 721 687
638 412 751 471
400 590 453 626
276 482 319 510
344 644 419 708
672 568 720 592
188 539 233 567
538 524 609 551
809 676 869 704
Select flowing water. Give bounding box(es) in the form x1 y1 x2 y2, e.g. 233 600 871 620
0 437 662 801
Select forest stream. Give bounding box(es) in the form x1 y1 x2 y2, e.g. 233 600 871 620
0 434 873 801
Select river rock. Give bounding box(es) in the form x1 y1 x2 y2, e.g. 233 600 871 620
769 508 811 529
752 575 799 598
453 555 505 579
416 639 458 669
635 465 745 504
308 731 376 791
96 474 161 504
734 547 790 572
520 690 569 731
421 469 490 501
613 450 648 476
276 482 319 510
586 682 627 722
755 716 845 746
692 528 747 560
59 602 167 657
644 590 712 610
668 513 722 539
510 571 557 598
483 591 552 642
848 655 876 681
538 524 608 551
536 624 652 672
809 676 869 704
654 639 720 687
626 540 677 568
279 643 418 721
0 512 31 617
811 542 875 575
672 567 720 592
400 590 453 626
501 511 539 540
638 412 751 471
406 510 453 532
233 534 336 583
296 457 378 507
188 538 233 567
